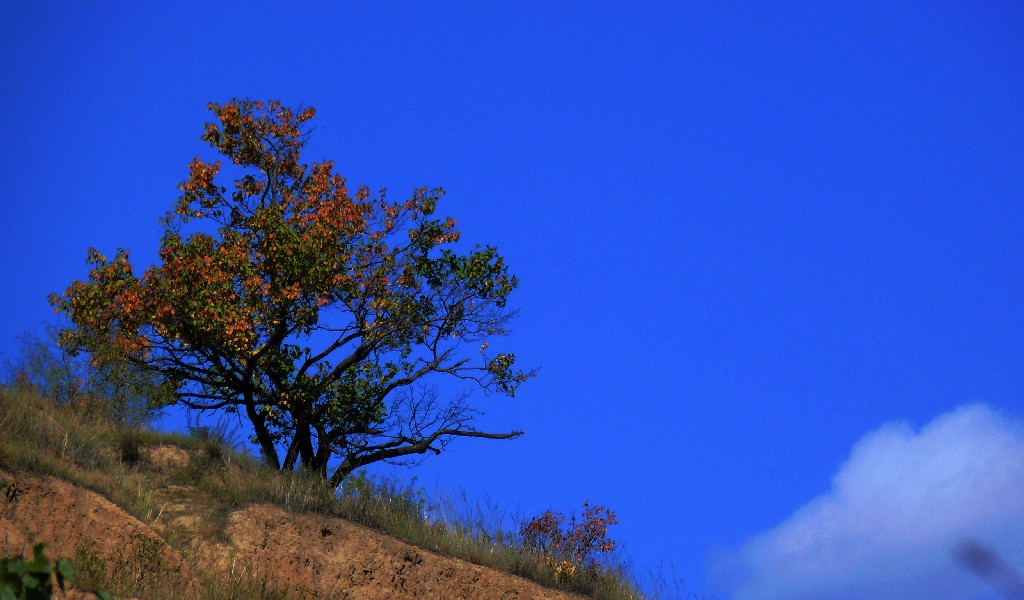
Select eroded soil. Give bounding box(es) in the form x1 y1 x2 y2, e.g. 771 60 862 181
0 448 581 599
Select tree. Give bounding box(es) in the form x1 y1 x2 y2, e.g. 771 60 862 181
50 99 530 486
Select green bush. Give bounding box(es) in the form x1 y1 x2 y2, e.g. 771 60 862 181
0 543 97 600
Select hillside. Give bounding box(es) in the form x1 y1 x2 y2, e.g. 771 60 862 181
0 388 641 599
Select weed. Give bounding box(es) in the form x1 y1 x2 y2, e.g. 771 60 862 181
116 427 143 466
74 531 179 597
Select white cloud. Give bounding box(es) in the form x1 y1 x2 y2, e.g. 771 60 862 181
714 404 1024 600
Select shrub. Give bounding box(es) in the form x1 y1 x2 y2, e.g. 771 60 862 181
520 503 619 581
116 428 144 466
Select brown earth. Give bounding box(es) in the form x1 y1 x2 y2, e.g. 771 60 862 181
0 448 582 599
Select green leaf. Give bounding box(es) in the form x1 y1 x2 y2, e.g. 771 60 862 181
55 558 74 590
20 574 39 589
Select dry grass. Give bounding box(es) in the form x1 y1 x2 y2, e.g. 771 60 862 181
0 386 646 599
72 537 301 600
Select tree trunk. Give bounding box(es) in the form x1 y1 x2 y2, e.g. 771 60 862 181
245 399 280 469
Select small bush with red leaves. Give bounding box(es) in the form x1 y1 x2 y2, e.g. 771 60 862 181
519 503 619 580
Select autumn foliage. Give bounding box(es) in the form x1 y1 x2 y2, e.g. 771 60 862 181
519 503 619 582
50 99 530 486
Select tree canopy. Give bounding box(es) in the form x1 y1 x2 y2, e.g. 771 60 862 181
51 99 530 486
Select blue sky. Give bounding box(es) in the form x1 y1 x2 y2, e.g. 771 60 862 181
2 3 1023 598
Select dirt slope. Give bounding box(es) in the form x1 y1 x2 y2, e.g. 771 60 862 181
0 451 581 599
